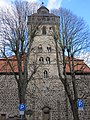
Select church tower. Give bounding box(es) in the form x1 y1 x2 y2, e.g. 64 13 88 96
27 5 66 120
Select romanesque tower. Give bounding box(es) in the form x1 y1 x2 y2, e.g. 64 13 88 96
0 4 90 120
27 5 67 120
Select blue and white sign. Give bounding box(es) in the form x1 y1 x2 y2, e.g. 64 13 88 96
77 99 84 110
19 111 24 115
19 104 26 111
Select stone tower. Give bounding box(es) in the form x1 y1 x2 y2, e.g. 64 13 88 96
27 5 67 120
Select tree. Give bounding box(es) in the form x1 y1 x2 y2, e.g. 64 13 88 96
0 0 39 109
53 8 90 120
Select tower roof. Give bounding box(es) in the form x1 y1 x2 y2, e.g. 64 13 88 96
28 5 60 25
37 6 49 14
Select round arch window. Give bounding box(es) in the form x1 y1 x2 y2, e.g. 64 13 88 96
44 70 48 78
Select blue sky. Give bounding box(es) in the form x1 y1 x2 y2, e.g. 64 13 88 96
0 0 90 27
61 0 90 27
47 0 90 27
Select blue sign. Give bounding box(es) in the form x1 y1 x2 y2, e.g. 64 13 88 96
77 99 84 110
19 104 26 111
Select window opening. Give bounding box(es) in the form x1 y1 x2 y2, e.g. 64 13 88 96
49 27 52 30
1 114 6 120
46 57 50 64
38 44 42 52
42 26 46 35
47 17 50 21
44 70 48 78
42 17 46 21
39 57 44 64
47 46 51 52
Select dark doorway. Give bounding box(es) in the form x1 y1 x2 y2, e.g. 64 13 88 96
42 107 50 120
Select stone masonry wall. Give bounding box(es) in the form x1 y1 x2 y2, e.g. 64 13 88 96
0 74 90 120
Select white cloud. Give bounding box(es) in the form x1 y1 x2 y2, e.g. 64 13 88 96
47 0 63 10
0 0 8 8
24 0 37 2
0 0 13 10
0 0 63 10
77 51 90 67
0 0 38 8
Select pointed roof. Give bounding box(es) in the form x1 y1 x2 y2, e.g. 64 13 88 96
37 6 49 14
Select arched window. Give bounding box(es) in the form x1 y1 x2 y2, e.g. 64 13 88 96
47 45 51 52
46 57 50 64
42 26 46 35
42 106 51 120
39 57 44 64
38 44 42 52
44 70 48 78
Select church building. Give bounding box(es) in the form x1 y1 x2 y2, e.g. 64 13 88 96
0 5 90 120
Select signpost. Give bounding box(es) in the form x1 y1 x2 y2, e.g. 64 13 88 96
18 104 26 120
77 99 84 110
19 104 26 111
